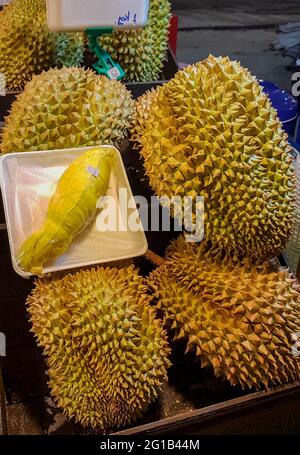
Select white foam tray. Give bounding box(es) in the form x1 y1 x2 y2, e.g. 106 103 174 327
47 0 149 32
0 146 148 278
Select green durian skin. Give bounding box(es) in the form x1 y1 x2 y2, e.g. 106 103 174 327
139 55 296 260
27 265 171 431
149 236 300 390
0 0 84 91
0 67 135 154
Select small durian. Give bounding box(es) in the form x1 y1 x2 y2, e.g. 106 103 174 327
149 236 300 389
0 0 84 91
1 67 135 153
140 55 295 260
99 0 171 82
27 265 171 431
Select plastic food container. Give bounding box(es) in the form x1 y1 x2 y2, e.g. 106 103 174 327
0 146 148 278
46 0 149 32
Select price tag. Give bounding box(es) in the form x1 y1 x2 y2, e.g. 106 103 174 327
107 66 122 80
87 166 99 178
0 1 12 5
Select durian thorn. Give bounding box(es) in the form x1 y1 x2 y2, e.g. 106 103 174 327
144 249 165 267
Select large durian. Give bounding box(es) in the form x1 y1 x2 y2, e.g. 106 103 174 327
140 55 295 260
149 236 300 389
99 0 171 82
0 67 135 153
0 0 84 91
27 265 170 430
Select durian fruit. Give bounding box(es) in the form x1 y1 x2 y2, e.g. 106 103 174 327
131 87 160 149
140 55 295 260
99 0 171 82
149 236 300 389
0 0 84 91
17 147 114 274
27 265 170 430
0 67 135 153
0 72 5 95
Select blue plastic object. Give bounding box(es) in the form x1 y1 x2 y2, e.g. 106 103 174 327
259 80 298 136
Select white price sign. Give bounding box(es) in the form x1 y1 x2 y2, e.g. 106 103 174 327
0 1 12 5
46 0 149 32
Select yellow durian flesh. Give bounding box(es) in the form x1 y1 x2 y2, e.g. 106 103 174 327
149 236 300 390
17 147 114 274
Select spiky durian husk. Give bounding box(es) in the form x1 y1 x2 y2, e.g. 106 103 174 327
149 236 300 389
99 0 171 82
131 88 159 149
27 265 170 431
0 0 84 91
140 55 295 260
0 67 135 153
55 32 84 68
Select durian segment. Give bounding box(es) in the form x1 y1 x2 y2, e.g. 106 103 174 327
0 67 135 153
27 265 171 430
99 0 171 82
149 236 300 389
17 147 114 274
0 0 84 91
131 88 160 149
140 55 295 260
